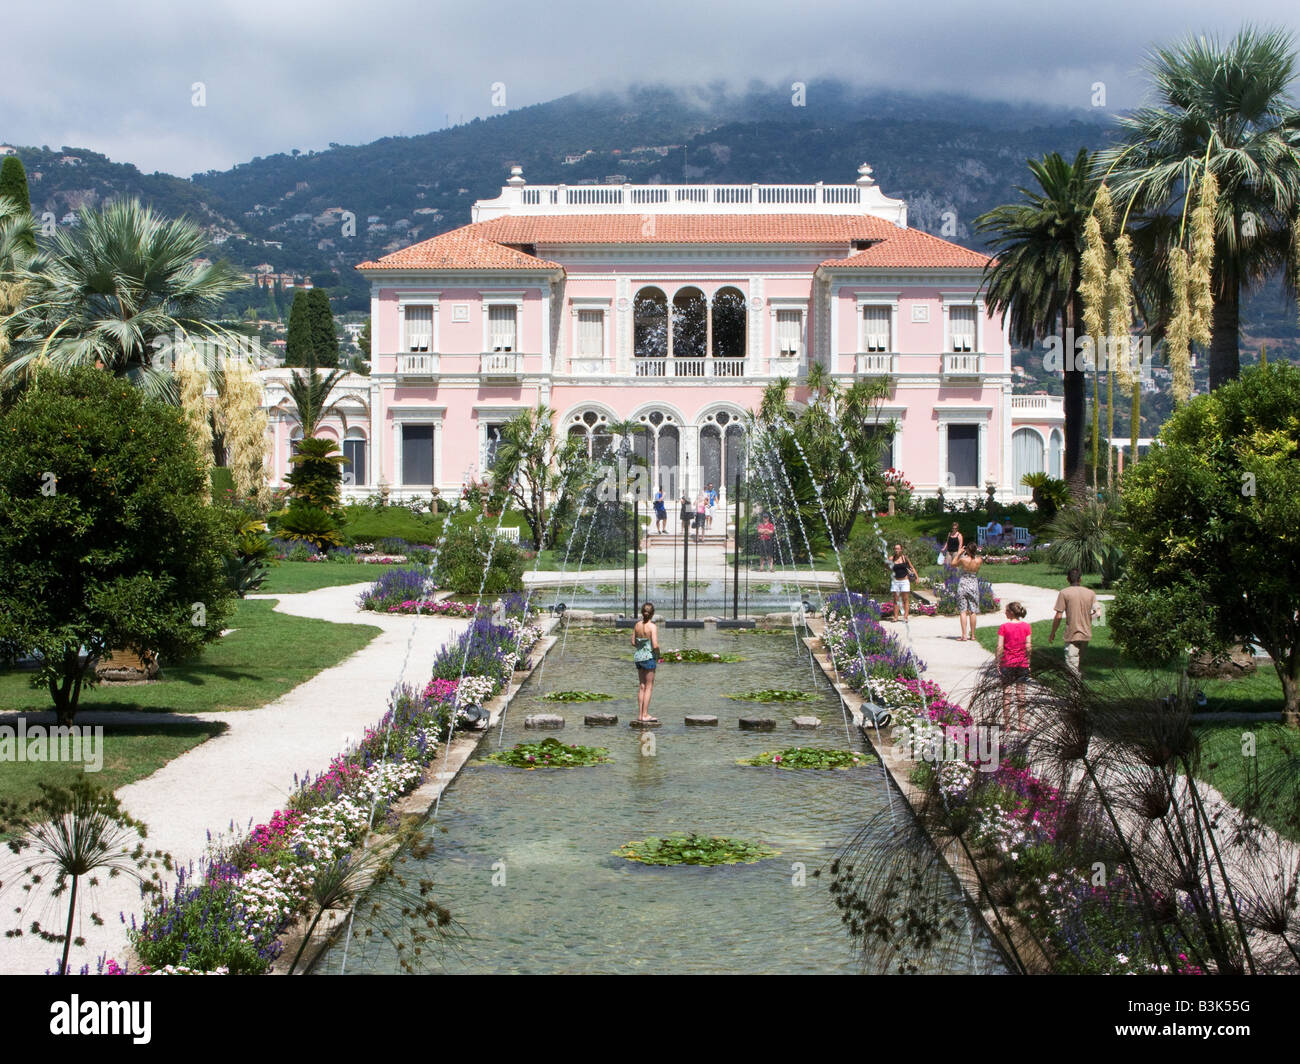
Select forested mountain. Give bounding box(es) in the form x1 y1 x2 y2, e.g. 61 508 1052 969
4 79 1294 375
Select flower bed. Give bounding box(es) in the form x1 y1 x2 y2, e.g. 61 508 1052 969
876 601 937 618
817 590 1229 975
383 599 478 617
358 567 437 612
614 833 778 866
124 600 544 974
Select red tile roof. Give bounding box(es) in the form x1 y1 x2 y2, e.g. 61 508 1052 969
357 227 561 271
819 228 991 269
357 214 991 271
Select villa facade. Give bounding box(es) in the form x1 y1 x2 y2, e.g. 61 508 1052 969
262 165 1064 506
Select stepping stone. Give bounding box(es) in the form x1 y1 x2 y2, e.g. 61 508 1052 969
524 713 565 729
792 716 822 729
629 718 661 729
685 715 718 727
584 712 618 726
738 717 776 732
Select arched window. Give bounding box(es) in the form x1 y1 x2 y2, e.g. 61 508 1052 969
289 425 303 456
671 287 707 360
633 409 682 499
633 288 668 359
717 286 748 361
343 428 367 487
711 287 747 359
699 409 746 502
567 409 613 459
1012 428 1045 487
1049 429 1063 479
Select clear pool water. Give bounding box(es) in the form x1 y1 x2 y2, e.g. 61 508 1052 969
315 627 1005 975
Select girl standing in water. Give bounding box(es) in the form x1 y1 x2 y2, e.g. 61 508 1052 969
632 602 660 722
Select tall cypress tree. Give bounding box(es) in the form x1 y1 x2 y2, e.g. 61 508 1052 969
306 287 340 368
0 155 31 213
284 289 312 367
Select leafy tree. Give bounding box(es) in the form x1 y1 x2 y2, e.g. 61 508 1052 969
357 319 371 359
976 150 1098 500
754 365 891 548
0 199 246 400
284 289 312 367
306 287 339 367
491 405 592 550
0 155 31 213
1099 26 1300 390
0 368 233 723
1109 364 1300 724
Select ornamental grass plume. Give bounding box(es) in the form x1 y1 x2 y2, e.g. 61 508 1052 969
1188 170 1218 349
217 357 269 503
175 350 213 501
1080 210 1112 358
1108 233 1136 388
1167 248 1194 402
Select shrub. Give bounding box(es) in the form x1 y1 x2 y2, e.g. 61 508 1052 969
277 503 343 551
840 533 888 593
438 521 524 594
1046 502 1124 587
0 367 233 722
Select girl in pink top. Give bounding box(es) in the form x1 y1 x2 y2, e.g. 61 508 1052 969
996 601 1032 730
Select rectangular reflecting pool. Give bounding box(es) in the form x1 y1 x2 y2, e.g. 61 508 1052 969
315 627 1006 974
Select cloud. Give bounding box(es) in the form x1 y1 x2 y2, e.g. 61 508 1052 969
4 0 1297 174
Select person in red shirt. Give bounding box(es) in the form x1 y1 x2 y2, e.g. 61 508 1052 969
996 601 1032 730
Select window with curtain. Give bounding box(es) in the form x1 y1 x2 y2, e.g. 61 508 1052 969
401 424 434 485
577 310 604 356
489 305 517 351
861 306 890 351
343 431 367 486
776 309 802 354
1012 428 1045 486
404 305 432 352
949 306 976 351
947 424 979 486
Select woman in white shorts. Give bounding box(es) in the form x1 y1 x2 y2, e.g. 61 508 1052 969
888 543 918 622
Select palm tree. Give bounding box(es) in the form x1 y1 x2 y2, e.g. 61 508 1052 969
0 194 42 366
976 149 1099 501
1100 26 1300 390
1 199 245 400
285 349 349 438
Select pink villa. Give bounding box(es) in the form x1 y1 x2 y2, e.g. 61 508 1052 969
262 164 1064 508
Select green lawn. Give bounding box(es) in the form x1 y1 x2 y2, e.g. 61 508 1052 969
973 620 1284 716
0 721 228 808
260 560 408 594
975 561 1106 590
0 598 380 810
0 599 380 718
1193 722 1299 841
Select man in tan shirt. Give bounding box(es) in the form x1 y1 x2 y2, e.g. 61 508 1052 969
1049 568 1098 674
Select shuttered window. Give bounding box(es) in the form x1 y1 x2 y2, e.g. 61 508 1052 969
489 305 517 351
776 309 802 354
861 306 890 351
950 306 976 352
405 305 432 352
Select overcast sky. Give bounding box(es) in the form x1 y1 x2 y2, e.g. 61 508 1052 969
4 1 1299 176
